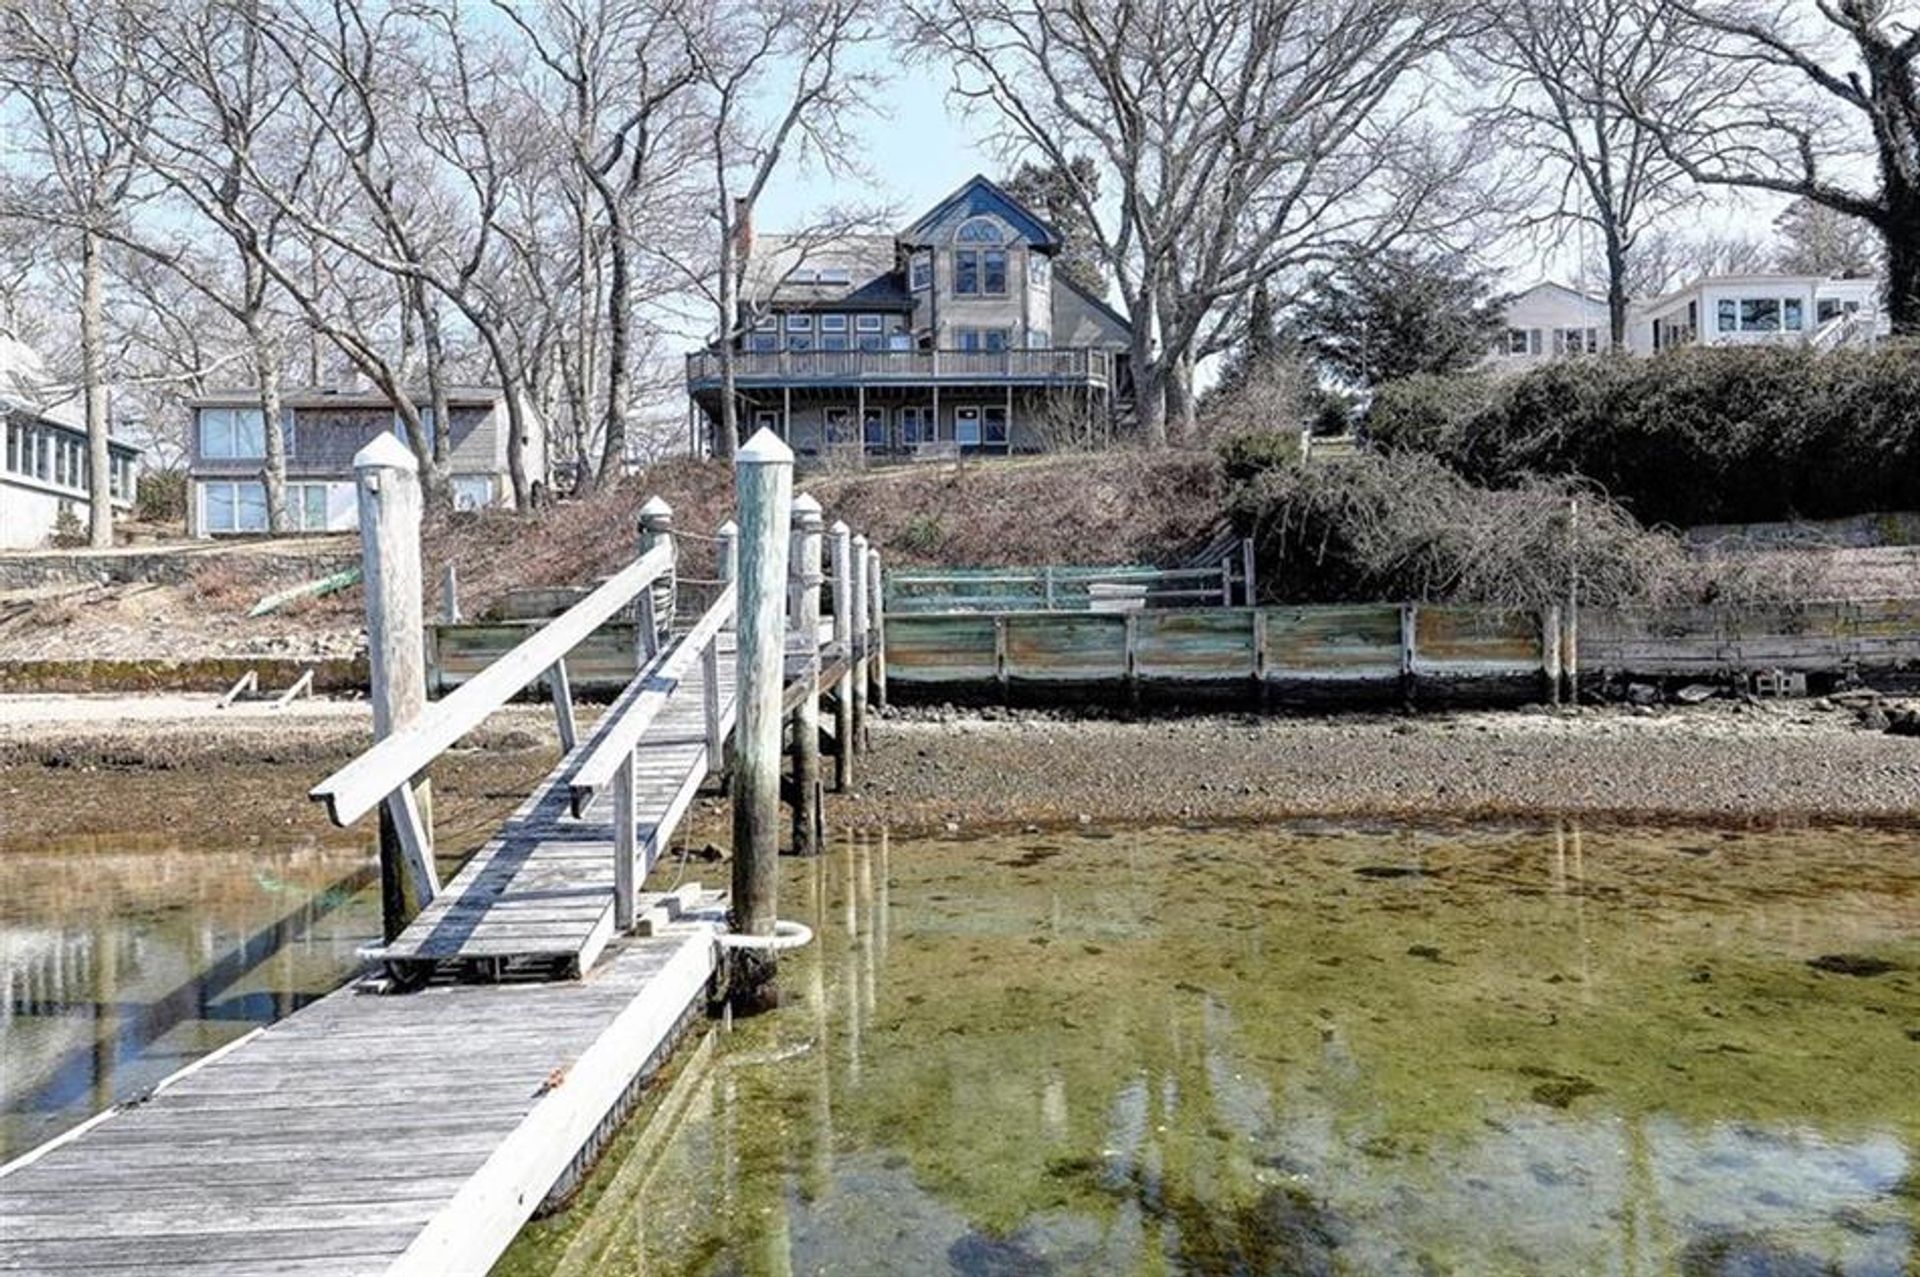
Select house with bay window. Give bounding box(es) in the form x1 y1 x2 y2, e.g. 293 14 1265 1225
686 174 1133 457
0 333 140 549
187 384 538 536
1490 272 1886 369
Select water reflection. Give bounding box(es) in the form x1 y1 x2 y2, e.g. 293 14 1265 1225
503 821 1920 1276
0 837 378 1159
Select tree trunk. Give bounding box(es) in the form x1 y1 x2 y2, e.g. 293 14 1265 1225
248 304 289 533
713 204 740 460
1883 207 1920 337
1165 349 1197 446
80 229 112 548
474 322 532 510
1604 233 1631 351
417 285 453 472
596 204 632 483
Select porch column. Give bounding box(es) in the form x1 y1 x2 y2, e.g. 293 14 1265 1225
782 385 791 443
1005 383 1014 454
932 385 941 441
856 384 866 460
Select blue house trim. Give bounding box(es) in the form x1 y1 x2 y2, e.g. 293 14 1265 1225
899 174 1063 251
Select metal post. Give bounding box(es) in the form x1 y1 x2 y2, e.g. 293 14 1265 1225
867 546 887 711
829 520 854 791
790 493 825 856
354 434 436 941
850 531 870 750
732 429 794 943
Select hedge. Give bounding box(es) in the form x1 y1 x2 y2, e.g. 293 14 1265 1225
1366 344 1920 528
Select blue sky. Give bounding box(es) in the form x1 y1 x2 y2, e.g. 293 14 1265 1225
751 49 1001 236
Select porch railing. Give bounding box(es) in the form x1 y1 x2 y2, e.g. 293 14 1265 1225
686 347 1113 386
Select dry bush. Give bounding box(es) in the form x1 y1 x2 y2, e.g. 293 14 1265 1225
811 449 1226 568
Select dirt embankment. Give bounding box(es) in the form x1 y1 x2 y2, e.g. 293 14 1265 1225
3 696 1917 850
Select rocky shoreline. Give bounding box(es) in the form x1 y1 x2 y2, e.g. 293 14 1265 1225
2 695 1917 848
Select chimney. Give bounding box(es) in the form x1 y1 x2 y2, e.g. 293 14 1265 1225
733 197 753 262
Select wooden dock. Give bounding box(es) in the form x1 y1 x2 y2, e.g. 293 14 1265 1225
0 436 887 1276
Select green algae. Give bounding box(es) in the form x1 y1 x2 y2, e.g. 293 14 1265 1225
497 820 1920 1276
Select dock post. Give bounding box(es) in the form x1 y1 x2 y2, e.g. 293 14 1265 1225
790 494 825 856
867 546 887 711
638 496 675 656
850 531 870 750
441 562 461 624
354 434 434 943
732 429 794 973
829 521 854 791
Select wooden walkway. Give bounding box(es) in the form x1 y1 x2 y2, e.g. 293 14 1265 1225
369 635 740 981
0 454 886 1276
0 898 723 1276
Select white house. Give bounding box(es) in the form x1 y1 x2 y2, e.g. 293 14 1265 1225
1631 274 1884 353
1490 274 1887 370
1490 281 1611 370
0 333 140 550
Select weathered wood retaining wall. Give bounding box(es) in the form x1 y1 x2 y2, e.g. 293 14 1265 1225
878 598 1920 704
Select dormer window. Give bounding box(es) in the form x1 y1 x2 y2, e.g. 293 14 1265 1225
910 250 932 291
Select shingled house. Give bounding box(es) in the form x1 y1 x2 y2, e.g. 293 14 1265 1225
186 384 542 536
686 175 1133 457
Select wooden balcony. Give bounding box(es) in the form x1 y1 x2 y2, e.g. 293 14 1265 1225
686 346 1114 390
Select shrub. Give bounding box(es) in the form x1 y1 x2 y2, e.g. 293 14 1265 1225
1367 345 1920 527
136 469 188 524
1217 429 1303 486
1226 449 1674 608
50 502 85 548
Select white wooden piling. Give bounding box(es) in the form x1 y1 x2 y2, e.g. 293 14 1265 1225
354 434 440 939
716 518 739 636
791 494 825 856
441 562 461 624
732 430 793 938
638 497 675 657
850 531 870 749
829 521 854 791
866 546 887 711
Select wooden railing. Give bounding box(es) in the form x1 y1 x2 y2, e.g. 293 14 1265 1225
310 541 676 902
686 347 1113 386
886 547 1256 615
570 582 737 929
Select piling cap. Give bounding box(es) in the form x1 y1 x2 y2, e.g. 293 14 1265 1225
353 432 417 472
829 519 850 536
736 427 794 466
638 495 674 523
716 518 739 535
792 492 823 523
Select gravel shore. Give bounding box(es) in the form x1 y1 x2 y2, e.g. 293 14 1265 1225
3 694 1915 847
834 700 1920 831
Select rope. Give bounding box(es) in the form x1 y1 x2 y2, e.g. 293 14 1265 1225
672 528 731 544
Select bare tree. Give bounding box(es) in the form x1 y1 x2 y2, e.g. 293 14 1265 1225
0 0 156 546
913 0 1475 446
680 0 884 458
1469 0 1751 349
1647 0 1920 333
1773 194 1885 277
493 0 700 488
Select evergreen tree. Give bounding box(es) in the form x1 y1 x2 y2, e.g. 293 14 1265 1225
1291 250 1505 388
1001 157 1107 296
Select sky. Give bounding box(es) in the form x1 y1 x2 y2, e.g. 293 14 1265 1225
740 45 1794 308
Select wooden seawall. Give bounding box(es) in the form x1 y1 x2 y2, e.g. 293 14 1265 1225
0 433 886 1276
879 597 1920 703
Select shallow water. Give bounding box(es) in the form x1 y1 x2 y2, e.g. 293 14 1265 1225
0 834 377 1160
501 821 1920 1277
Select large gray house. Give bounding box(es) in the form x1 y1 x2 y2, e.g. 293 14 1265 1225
186 384 543 536
686 175 1133 457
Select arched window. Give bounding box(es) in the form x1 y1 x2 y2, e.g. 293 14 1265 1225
955 216 1006 244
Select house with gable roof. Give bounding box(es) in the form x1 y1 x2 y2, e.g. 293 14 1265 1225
686 174 1134 457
